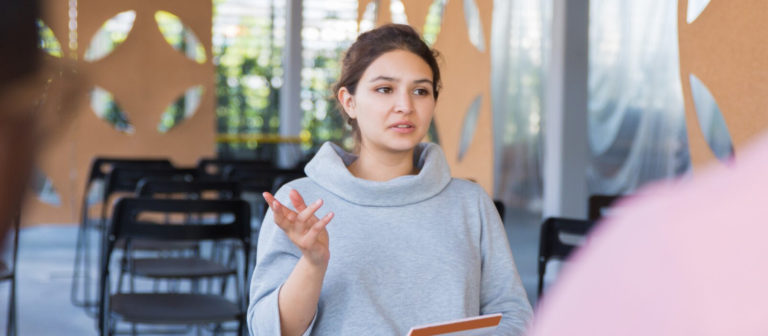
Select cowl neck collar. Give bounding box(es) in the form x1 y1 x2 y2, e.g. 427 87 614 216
304 142 452 207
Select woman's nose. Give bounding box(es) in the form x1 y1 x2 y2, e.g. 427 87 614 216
394 91 414 114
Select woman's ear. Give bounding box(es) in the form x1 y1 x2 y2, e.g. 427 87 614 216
337 87 356 119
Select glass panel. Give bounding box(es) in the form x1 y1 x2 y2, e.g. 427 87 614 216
213 0 285 160
588 1 690 195
687 0 711 23
390 0 408 25
423 0 446 46
90 86 134 134
302 0 359 152
83 10 135 62
158 85 204 133
32 169 61 206
37 19 63 58
491 0 551 212
155 10 208 64
359 1 377 33
689 74 734 161
463 0 485 52
458 95 482 161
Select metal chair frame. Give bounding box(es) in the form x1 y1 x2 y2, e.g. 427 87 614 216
99 198 250 336
537 217 595 298
71 158 174 310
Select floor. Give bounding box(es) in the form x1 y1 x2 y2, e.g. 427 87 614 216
0 207 543 335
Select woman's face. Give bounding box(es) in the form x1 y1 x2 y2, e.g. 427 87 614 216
340 49 436 155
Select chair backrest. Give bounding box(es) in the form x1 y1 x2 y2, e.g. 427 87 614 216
537 217 595 298
86 157 174 186
224 166 305 193
196 158 273 181
104 167 197 199
106 198 250 247
136 178 241 200
81 158 175 224
587 194 623 221
101 167 198 222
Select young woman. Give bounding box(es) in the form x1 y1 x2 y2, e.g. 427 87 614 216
248 24 532 335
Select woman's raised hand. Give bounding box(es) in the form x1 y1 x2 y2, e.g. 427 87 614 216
263 189 334 267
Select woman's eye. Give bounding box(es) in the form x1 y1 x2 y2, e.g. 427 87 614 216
414 88 430 96
376 87 392 94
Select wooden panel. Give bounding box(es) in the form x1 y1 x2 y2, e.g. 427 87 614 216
359 0 495 194
26 0 214 226
402 0 431 34
678 0 768 168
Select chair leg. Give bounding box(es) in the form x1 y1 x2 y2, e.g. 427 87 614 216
537 269 544 298
70 220 86 306
84 224 96 311
7 276 16 336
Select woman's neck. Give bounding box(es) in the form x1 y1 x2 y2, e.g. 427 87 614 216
348 145 416 182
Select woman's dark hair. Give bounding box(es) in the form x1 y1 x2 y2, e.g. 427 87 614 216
333 24 441 148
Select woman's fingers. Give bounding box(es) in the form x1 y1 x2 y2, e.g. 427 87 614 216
262 192 275 207
300 212 333 247
289 189 308 213
263 192 294 230
264 190 332 252
296 198 323 224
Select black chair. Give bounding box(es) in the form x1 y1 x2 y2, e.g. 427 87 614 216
94 168 200 307
537 217 595 298
223 165 305 195
99 198 251 336
1 215 20 336
77 165 196 315
196 158 273 181
72 157 174 309
493 200 505 220
588 194 623 221
127 179 243 289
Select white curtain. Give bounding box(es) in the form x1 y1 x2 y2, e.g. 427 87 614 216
587 0 691 195
491 0 552 212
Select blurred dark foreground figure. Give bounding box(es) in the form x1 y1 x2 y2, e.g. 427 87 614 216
528 131 768 335
0 0 43 243
0 0 81 245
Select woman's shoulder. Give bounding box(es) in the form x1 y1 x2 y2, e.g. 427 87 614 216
447 177 489 195
441 177 495 206
273 176 317 197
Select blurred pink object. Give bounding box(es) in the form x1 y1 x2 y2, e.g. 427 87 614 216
528 132 768 336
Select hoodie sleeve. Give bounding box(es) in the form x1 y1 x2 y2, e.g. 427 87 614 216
247 187 318 336
477 192 534 335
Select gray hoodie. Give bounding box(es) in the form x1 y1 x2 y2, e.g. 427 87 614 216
248 142 532 335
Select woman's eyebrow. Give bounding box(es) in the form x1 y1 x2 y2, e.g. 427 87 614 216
369 76 433 85
369 75 396 82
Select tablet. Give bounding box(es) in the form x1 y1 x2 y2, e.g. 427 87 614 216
407 313 502 336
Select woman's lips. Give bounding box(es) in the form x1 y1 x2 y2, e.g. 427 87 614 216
389 122 415 133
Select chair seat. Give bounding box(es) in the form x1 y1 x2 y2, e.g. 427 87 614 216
110 293 242 324
130 258 235 278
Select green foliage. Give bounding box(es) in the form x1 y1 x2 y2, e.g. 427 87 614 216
213 12 282 158
300 48 352 152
